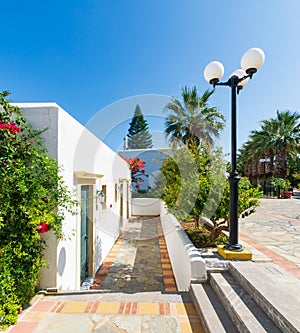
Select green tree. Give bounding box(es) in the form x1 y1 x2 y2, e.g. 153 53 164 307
164 86 225 149
127 105 153 149
160 145 226 225
240 110 300 180
160 144 261 238
0 91 77 328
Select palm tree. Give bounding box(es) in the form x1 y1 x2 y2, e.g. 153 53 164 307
164 86 225 149
239 110 300 180
271 110 300 177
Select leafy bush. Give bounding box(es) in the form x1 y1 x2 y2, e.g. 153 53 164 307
269 177 291 189
160 145 262 243
0 91 77 329
208 177 262 238
184 225 228 248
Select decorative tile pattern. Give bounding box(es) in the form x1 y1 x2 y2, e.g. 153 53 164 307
7 300 202 332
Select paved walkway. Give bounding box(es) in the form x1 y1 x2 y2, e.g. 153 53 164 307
239 195 300 279
90 216 177 292
5 216 203 333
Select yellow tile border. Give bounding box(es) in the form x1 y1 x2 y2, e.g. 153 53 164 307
21 311 46 321
180 322 204 333
175 303 198 316
96 302 120 314
62 302 87 313
137 302 159 315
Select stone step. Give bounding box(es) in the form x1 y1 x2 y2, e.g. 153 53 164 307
210 272 282 333
190 283 238 333
228 261 300 333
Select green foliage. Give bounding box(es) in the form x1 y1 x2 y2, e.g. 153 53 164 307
127 104 153 149
269 177 291 189
160 145 227 224
209 177 262 238
164 86 225 149
160 144 262 242
0 91 78 329
239 110 300 180
185 225 228 248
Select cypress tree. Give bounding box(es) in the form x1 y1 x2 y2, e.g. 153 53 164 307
127 104 153 149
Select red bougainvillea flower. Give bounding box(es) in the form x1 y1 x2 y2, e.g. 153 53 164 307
0 120 21 135
37 222 49 233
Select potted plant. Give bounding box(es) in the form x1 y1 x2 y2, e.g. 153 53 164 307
270 177 292 198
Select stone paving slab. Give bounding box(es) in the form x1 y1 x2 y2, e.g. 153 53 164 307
239 197 300 278
229 261 300 332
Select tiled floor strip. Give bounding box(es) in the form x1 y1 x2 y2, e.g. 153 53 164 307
7 300 203 333
157 219 178 291
240 233 300 279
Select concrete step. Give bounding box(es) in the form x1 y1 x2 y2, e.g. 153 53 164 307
228 261 300 333
190 283 238 333
210 272 282 333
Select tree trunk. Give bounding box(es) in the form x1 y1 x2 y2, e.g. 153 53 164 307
275 146 287 178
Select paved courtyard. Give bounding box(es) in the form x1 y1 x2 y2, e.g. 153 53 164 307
240 195 300 278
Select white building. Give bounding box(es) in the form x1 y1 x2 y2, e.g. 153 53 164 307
16 103 131 290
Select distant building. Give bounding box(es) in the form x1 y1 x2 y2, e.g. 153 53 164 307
118 148 171 190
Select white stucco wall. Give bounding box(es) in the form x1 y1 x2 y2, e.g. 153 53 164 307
16 103 131 290
131 198 160 215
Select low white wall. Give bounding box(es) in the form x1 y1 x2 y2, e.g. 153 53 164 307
160 203 207 291
131 198 160 216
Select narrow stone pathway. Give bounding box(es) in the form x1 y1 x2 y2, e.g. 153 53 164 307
5 216 204 333
91 216 177 292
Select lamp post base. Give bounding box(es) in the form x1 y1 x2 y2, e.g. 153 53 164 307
217 244 252 260
223 243 243 252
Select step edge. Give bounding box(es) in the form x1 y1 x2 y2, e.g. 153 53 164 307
189 283 237 333
210 273 282 333
228 262 300 333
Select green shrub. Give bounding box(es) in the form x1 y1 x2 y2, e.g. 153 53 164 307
0 91 77 329
269 177 291 189
160 145 262 244
185 225 228 248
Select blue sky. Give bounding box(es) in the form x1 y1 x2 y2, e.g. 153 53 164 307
1 1 300 154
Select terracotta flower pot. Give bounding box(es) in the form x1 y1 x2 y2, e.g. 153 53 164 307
280 191 292 199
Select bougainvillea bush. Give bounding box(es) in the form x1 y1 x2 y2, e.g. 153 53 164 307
0 91 77 328
122 157 147 189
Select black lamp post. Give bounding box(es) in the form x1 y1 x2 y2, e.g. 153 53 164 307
204 48 265 251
